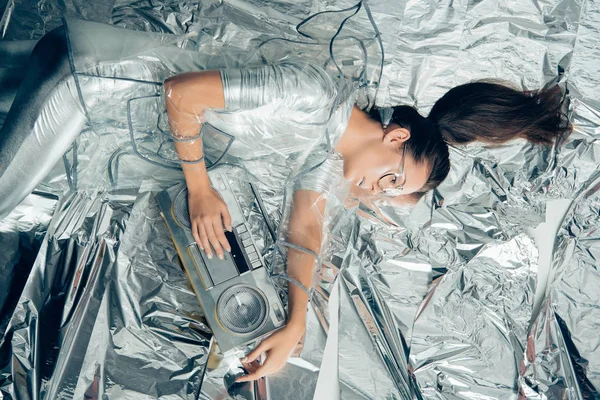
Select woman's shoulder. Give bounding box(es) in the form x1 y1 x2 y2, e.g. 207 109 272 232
272 59 335 86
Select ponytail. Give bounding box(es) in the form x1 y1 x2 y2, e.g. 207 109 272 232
428 81 572 145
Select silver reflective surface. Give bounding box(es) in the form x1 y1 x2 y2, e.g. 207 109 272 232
1 0 599 399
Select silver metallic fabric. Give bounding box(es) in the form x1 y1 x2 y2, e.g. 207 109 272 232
411 233 538 398
0 192 57 335
220 62 339 113
1 0 600 399
293 149 345 194
1 187 213 399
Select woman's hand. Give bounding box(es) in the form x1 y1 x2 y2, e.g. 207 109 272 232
188 187 232 260
235 322 306 382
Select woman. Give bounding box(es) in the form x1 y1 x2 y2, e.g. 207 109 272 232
163 61 570 382
0 19 570 383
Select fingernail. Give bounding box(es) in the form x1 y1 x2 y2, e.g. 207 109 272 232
199 245 204 251
227 226 233 232
207 253 213 260
226 247 231 253
218 254 224 260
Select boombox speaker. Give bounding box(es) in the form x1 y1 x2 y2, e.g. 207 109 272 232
157 171 286 353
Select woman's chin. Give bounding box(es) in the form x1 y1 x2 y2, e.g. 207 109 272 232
347 185 378 204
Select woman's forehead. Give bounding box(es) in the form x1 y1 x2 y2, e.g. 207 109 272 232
404 156 431 193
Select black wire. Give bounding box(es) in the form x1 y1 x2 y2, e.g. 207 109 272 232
361 0 385 107
327 2 363 77
295 2 362 41
259 0 384 110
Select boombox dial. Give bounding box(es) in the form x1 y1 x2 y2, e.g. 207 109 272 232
173 188 191 229
217 285 268 335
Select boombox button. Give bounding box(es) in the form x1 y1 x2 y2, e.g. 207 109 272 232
248 252 259 262
236 224 247 233
240 231 251 240
251 260 262 269
242 238 253 247
272 303 284 322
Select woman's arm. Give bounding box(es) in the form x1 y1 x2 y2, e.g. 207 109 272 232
236 190 326 382
164 62 333 259
164 70 224 189
286 190 326 329
164 71 232 259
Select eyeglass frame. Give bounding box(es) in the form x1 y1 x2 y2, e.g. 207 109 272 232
376 142 407 198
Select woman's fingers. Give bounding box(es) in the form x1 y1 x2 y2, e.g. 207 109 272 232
197 222 212 258
235 365 270 383
212 218 231 254
243 341 269 364
191 221 203 251
192 217 231 260
235 335 293 382
221 206 233 232
236 355 284 382
187 190 233 259
202 219 224 259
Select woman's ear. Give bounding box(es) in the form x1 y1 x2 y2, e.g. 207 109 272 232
384 126 410 145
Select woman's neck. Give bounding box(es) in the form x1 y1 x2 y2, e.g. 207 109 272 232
335 106 382 159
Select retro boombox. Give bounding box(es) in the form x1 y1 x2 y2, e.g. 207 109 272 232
157 171 286 353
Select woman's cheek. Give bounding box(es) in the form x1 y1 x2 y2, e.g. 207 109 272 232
348 185 370 198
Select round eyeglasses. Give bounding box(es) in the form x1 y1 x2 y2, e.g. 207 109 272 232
377 144 407 198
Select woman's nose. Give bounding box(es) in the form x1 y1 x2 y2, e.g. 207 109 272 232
370 182 383 195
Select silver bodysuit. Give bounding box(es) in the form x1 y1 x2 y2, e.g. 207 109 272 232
214 62 353 194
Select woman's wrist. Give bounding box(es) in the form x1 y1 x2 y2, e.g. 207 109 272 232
187 180 211 196
286 315 307 333
286 289 310 333
184 166 211 195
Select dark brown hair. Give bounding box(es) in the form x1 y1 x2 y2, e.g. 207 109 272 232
372 81 571 194
428 81 572 145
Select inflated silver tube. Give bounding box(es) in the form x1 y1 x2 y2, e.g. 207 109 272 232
0 27 86 220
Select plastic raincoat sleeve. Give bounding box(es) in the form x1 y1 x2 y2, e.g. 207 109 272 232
219 61 337 113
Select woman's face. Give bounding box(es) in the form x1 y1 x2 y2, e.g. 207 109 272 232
344 124 431 198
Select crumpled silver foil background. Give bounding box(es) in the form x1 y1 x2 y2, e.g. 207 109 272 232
1 0 599 399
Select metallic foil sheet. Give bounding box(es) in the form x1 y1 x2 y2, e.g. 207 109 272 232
410 233 538 398
519 0 600 396
0 192 57 336
520 173 600 398
520 102 600 400
0 190 133 398
1 0 600 399
0 186 213 398
336 206 426 399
